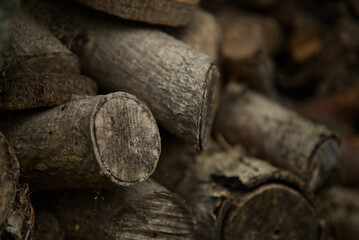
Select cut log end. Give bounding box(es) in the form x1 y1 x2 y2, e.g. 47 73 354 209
224 184 320 240
309 136 340 190
91 92 161 185
113 192 196 239
199 64 220 151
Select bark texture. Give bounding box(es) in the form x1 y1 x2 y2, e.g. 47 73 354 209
321 186 359 240
0 133 34 240
215 82 340 190
153 137 322 240
73 0 199 26
1 92 161 189
0 73 97 111
169 8 222 60
32 179 196 240
0 8 98 111
2 8 80 76
25 0 220 151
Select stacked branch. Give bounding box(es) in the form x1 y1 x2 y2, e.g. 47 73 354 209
32 179 196 240
0 92 161 189
25 0 220 151
0 8 97 111
214 82 340 190
153 137 323 239
0 132 34 239
73 0 200 26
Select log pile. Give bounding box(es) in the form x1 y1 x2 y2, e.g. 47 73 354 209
0 0 357 239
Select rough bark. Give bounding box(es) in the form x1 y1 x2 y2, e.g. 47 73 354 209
0 92 161 189
2 8 81 77
0 133 34 240
0 73 98 111
218 8 282 97
73 0 199 26
32 179 196 240
153 137 322 240
169 8 222 60
25 0 220 151
214 82 340 191
321 186 359 240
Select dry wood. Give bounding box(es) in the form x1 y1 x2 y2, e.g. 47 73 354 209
169 8 222 60
153 137 322 240
2 8 81 77
218 8 282 97
321 186 359 240
73 0 200 26
25 0 220 151
32 179 196 240
214 82 340 190
0 133 34 240
1 92 161 189
0 73 98 111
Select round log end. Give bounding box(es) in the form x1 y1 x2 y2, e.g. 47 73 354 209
309 136 340 190
199 64 220 151
113 192 196 239
91 92 161 186
223 184 321 240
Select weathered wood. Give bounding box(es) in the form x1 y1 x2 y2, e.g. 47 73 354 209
1 92 161 189
2 184 35 240
0 73 98 111
73 0 199 26
153 137 322 239
2 8 81 77
25 0 220 151
214 82 340 190
0 133 34 240
218 9 281 97
169 8 222 60
321 186 359 240
32 179 196 240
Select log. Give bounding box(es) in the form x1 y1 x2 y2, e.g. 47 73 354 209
25 0 220 151
32 179 196 240
153 137 323 240
72 0 200 26
321 186 359 240
214 82 340 190
0 132 34 240
337 136 359 186
0 73 98 111
2 8 81 77
218 8 282 97
0 92 161 189
169 8 222 60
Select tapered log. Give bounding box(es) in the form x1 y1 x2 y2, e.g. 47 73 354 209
2 8 81 76
0 133 34 240
218 9 282 97
214 82 340 190
1 92 161 189
0 73 98 111
153 137 322 240
32 179 196 240
25 0 220 151
169 9 222 60
73 0 200 26
321 186 359 240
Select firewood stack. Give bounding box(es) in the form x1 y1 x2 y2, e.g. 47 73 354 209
0 0 357 239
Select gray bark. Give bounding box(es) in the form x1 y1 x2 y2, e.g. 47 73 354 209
214 82 340 190
25 0 220 151
1 92 161 189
